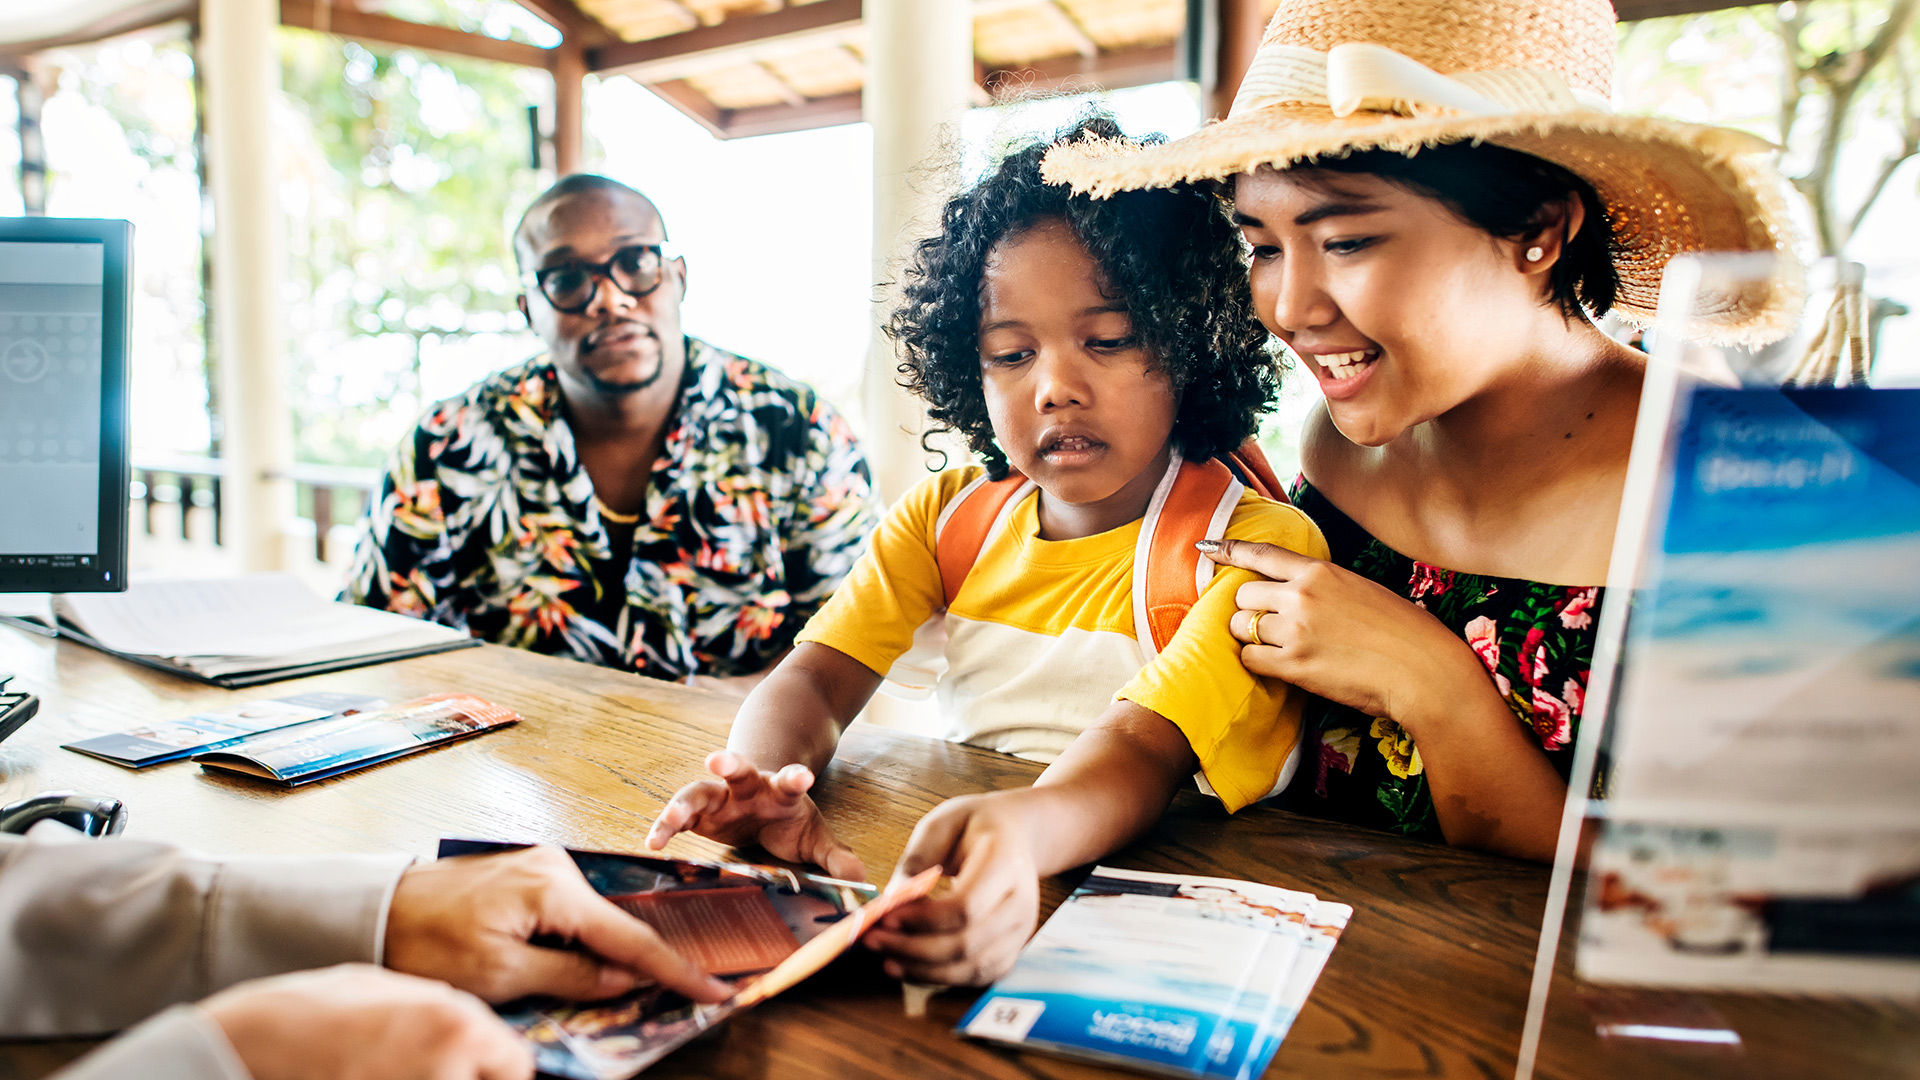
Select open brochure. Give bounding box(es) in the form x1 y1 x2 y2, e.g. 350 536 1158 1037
1579 386 1920 995
194 693 519 786
960 867 1350 1079
61 691 386 767
436 840 940 1080
43 573 477 687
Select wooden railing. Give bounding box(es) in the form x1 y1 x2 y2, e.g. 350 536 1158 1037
130 454 381 564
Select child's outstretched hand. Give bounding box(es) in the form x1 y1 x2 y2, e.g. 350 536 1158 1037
861 793 1040 986
645 750 866 882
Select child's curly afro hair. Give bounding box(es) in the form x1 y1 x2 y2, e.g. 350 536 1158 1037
888 113 1280 479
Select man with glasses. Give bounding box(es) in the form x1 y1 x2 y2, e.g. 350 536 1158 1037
345 175 879 690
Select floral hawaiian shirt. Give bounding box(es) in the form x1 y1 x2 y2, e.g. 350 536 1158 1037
1284 479 1602 839
344 339 880 679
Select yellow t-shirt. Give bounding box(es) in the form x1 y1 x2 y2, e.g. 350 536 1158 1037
796 464 1329 811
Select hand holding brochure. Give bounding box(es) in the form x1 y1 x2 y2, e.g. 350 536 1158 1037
194 692 520 786
960 867 1351 1080
437 840 940 1080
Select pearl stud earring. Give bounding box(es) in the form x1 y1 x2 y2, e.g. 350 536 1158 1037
1525 246 1545 262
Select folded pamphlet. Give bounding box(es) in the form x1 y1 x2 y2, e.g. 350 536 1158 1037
435 840 939 1080
61 691 386 767
960 867 1351 1079
194 692 519 786
45 573 477 687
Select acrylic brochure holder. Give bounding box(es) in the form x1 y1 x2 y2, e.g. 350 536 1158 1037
1513 255 1920 1080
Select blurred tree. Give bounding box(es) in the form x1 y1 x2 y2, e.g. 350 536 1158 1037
277 26 546 467
1619 0 1920 257
1777 0 1919 256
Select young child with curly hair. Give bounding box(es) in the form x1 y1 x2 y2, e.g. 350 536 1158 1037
646 115 1327 893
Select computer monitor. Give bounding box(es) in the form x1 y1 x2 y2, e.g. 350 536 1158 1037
0 217 131 593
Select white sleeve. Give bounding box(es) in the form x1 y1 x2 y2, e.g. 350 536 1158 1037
50 1006 253 1080
0 829 411 1037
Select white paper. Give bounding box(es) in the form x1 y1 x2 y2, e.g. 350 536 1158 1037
53 573 464 660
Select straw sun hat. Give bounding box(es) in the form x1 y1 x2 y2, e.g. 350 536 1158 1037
1041 0 1803 346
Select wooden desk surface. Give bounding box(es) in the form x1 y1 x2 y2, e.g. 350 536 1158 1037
2 630 1910 1080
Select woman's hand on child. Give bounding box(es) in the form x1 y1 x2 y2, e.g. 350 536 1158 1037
645 750 866 881
1202 539 1491 738
863 793 1039 986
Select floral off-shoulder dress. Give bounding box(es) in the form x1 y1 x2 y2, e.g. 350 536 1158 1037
1284 479 1603 840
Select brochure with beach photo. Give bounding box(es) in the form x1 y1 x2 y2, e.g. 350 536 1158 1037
959 867 1350 1079
61 691 386 767
1579 387 1920 994
436 840 939 1080
193 692 519 786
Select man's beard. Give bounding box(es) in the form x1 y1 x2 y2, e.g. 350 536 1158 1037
581 363 663 395
577 325 669 395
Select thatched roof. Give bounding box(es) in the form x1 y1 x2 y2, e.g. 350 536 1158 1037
4 0 1747 139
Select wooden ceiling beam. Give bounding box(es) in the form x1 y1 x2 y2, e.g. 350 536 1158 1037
982 41 1179 101
720 89 862 139
509 0 619 45
755 60 809 107
281 0 554 67
1046 1 1100 57
647 77 729 137
659 1 703 31
1611 0 1748 20
587 0 862 74
0 0 194 62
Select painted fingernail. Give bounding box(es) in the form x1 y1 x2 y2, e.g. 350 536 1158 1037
1194 539 1220 553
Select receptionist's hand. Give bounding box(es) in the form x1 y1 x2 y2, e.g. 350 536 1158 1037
384 845 731 1005
203 964 532 1080
645 749 867 882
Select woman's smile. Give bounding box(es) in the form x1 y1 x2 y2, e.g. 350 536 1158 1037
1296 346 1382 399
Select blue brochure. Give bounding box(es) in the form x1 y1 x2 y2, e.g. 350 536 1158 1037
193 693 519 786
1582 387 1920 994
62 691 386 767
959 867 1349 1079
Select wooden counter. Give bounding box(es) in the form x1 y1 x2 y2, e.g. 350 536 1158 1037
2 629 1907 1079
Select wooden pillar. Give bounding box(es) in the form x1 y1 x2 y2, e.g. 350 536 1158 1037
862 0 973 503
14 59 48 215
552 43 586 176
190 25 222 460
202 0 295 570
1212 0 1267 119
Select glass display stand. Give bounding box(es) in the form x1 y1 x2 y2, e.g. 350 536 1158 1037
1514 255 1920 1080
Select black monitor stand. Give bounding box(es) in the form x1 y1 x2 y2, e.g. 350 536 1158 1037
0 670 38 745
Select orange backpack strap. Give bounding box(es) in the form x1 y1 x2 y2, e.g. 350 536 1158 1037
934 470 1034 607
1224 438 1288 504
1137 456 1244 656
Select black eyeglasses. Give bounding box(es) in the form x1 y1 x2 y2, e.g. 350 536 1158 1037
524 242 675 314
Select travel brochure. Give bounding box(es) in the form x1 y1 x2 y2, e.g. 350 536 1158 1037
1580 386 1920 994
435 840 940 1080
194 692 521 786
61 691 386 767
61 690 521 785
960 867 1350 1079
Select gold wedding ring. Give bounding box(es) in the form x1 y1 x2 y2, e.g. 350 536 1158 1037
1246 610 1266 648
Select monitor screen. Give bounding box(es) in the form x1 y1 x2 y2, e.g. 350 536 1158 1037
0 218 130 593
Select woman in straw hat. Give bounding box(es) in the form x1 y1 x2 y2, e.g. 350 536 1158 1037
863 0 1800 985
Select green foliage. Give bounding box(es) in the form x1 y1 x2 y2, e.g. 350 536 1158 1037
277 25 544 466
1618 1 1920 255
